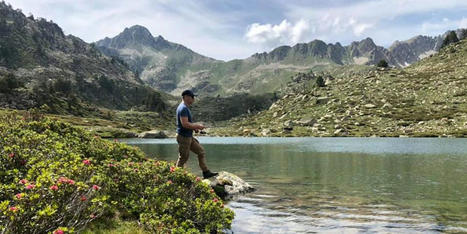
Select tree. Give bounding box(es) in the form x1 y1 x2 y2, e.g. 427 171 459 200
377 59 389 68
441 31 459 48
0 73 21 93
315 76 325 87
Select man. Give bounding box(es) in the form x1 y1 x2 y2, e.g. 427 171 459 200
176 89 218 179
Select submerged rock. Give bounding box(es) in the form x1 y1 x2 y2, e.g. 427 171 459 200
203 171 255 200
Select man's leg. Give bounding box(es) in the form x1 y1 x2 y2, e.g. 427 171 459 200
190 137 208 172
176 135 191 168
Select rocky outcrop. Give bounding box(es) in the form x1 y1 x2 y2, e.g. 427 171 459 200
203 171 255 200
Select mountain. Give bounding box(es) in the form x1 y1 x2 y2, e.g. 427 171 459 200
95 25 219 93
388 28 467 66
212 38 467 137
0 2 168 115
97 25 466 96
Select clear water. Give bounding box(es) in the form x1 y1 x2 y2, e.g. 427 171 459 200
120 137 467 233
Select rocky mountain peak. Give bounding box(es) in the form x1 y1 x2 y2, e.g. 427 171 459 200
101 24 156 49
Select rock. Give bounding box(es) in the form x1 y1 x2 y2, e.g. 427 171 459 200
283 120 293 128
364 104 376 108
269 103 279 110
261 128 271 136
203 171 255 200
316 97 330 105
334 129 343 135
138 130 168 138
382 103 393 109
296 118 315 126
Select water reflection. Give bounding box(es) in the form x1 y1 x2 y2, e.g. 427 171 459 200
120 137 467 233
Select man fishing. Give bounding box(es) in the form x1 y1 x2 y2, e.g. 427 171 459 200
175 89 218 179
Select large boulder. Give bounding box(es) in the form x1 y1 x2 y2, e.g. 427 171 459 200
203 171 254 200
138 130 168 138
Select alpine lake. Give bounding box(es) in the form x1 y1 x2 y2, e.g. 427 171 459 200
119 137 467 233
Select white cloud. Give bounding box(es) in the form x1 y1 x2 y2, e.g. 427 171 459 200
245 19 310 48
460 18 467 28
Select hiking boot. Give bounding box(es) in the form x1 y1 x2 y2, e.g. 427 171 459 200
203 170 219 179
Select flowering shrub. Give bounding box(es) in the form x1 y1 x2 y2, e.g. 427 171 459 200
0 112 233 233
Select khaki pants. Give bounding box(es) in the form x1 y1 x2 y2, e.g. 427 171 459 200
176 134 208 172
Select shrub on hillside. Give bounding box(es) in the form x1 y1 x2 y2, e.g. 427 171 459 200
0 112 233 233
441 31 459 48
377 59 389 68
315 76 325 87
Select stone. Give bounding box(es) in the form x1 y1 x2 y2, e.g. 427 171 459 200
283 120 293 128
382 103 393 109
316 97 330 105
296 118 315 126
364 104 376 108
138 130 168 138
202 171 255 200
261 128 271 136
334 129 343 134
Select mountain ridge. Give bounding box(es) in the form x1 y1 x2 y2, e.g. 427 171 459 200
96 24 466 96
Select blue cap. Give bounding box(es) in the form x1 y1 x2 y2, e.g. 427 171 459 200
181 89 197 97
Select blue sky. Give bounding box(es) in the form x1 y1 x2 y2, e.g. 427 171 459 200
7 0 467 61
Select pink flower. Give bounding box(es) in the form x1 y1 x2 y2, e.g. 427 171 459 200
170 166 176 172
167 180 173 185
50 185 58 191
83 159 91 165
92 185 101 191
26 184 35 190
15 193 22 199
67 180 75 185
19 179 28 184
90 214 96 219
9 206 17 212
195 177 201 182
8 153 14 158
80 196 87 201
53 229 64 234
108 163 114 167
58 177 68 184
213 198 219 203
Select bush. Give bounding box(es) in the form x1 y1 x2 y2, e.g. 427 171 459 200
315 76 325 87
0 73 22 93
0 113 233 233
442 31 459 48
377 59 388 68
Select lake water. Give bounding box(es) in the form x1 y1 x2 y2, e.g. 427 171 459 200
120 137 467 233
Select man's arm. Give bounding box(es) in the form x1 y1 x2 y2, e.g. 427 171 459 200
180 116 205 130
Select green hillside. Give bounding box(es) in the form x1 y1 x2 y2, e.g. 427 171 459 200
212 39 467 137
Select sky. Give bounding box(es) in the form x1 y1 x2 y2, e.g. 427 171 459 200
6 0 467 61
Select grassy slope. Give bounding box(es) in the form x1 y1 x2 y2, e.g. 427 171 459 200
212 40 467 137
0 108 175 138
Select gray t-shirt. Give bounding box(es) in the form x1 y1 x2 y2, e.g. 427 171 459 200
176 102 193 137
